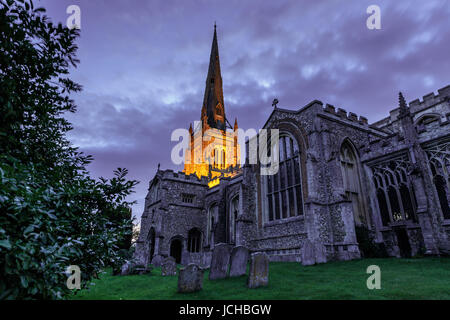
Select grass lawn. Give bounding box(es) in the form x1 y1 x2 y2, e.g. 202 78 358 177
71 257 450 300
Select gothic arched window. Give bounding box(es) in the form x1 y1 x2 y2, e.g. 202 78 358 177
430 161 450 219
425 143 450 220
229 196 239 243
376 188 390 226
266 134 303 221
150 180 159 203
371 155 417 225
340 140 366 225
187 228 202 253
207 204 218 245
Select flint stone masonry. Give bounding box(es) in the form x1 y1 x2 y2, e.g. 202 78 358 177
161 256 177 276
301 239 316 266
229 246 249 277
247 252 269 288
209 243 232 280
178 264 204 293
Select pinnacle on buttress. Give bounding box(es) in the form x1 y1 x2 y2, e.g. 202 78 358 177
398 91 410 118
234 117 238 131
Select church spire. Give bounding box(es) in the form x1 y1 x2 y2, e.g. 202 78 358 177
201 24 226 131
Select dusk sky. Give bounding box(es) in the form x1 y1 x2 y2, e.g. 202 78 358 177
39 0 450 221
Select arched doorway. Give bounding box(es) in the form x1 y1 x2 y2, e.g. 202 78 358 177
170 238 182 264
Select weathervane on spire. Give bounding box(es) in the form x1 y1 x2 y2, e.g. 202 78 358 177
272 98 279 108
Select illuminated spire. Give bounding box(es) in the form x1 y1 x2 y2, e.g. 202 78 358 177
201 24 226 131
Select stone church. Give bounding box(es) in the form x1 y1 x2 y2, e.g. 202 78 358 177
134 27 450 267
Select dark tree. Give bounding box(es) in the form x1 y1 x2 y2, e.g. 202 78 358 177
0 0 138 299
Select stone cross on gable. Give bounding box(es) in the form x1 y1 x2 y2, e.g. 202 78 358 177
272 98 279 108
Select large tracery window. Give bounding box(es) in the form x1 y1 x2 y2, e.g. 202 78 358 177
371 155 417 226
266 134 303 222
425 142 450 220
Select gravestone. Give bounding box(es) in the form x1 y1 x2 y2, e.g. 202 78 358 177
209 243 232 280
151 255 162 267
178 264 204 293
314 240 327 264
229 246 249 277
161 256 177 276
301 239 316 266
120 261 132 276
247 252 269 288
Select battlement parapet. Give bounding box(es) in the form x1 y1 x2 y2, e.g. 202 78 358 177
409 84 450 111
323 104 369 127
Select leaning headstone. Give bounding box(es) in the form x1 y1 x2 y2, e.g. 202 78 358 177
314 240 327 264
121 261 132 275
178 264 204 293
229 246 249 277
161 256 177 276
301 239 316 266
151 255 162 267
209 243 232 280
247 252 269 288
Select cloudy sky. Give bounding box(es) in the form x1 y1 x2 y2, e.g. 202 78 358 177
39 0 450 220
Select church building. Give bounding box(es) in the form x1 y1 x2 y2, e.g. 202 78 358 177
134 27 450 266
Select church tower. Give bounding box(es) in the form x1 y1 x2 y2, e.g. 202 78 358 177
183 25 240 186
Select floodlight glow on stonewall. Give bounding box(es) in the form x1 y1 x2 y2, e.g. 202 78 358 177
171 124 280 187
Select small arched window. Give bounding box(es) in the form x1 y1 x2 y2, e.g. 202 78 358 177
266 134 303 221
150 180 159 203
207 204 218 244
187 228 202 253
229 196 239 243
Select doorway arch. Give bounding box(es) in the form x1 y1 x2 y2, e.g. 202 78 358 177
169 237 183 264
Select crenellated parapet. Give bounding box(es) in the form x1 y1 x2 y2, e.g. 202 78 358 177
323 104 369 127
409 84 450 113
158 169 209 184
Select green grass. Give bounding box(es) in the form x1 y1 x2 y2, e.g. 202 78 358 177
71 257 450 300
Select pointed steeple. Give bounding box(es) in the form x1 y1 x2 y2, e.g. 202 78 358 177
234 117 238 131
201 24 226 131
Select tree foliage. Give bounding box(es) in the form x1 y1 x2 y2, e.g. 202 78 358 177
0 0 138 299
